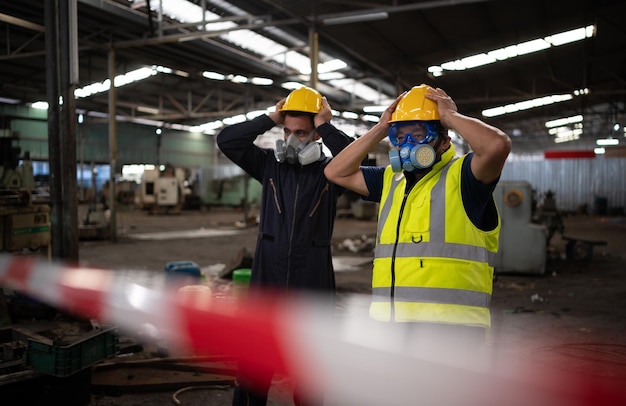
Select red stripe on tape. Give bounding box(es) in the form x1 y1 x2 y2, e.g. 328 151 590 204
181 291 293 387
3 256 35 290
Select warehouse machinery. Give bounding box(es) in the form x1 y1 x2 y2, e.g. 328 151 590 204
0 131 50 255
493 180 547 275
137 165 186 214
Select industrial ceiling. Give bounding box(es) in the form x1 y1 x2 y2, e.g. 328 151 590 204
1 0 625 155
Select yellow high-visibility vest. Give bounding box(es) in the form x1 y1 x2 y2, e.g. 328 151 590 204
370 145 500 328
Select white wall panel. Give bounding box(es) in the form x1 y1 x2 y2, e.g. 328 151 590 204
500 157 626 212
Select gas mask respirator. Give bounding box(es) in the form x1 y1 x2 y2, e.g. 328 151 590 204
388 122 439 173
274 130 321 165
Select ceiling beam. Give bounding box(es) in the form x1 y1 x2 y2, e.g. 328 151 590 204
0 12 45 32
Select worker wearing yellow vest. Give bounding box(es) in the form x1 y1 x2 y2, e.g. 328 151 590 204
325 85 511 348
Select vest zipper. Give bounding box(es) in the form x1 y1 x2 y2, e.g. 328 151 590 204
391 181 417 321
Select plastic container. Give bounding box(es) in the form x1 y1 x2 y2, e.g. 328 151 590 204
27 327 118 377
165 260 202 288
232 268 251 302
178 284 212 308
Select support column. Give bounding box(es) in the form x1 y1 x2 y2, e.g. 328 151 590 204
309 26 319 89
45 0 79 260
108 48 118 242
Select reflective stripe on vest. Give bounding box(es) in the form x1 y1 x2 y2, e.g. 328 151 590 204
375 241 496 265
371 286 491 308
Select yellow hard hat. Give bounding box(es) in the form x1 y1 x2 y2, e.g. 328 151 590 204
280 86 323 114
390 84 440 123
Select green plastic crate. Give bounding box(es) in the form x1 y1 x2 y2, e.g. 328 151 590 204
27 327 118 377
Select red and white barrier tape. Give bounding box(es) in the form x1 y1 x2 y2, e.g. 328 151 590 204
1 254 624 406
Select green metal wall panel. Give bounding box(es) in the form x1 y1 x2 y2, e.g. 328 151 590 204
200 175 262 206
1 106 215 170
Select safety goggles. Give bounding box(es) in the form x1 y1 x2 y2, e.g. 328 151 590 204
388 122 438 146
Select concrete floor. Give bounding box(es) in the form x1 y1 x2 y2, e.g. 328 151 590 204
6 206 626 405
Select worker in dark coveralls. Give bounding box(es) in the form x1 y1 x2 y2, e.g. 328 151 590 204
216 86 354 406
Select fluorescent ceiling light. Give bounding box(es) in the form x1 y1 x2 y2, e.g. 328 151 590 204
594 147 605 154
203 71 226 80
190 120 224 133
362 114 380 122
246 110 268 119
281 82 306 90
229 74 248 83
596 138 619 146
548 26 594 46
429 25 594 77
363 105 388 113
251 77 273 85
223 114 247 125
482 94 574 117
545 115 583 128
548 125 582 136
0 97 21 104
75 66 163 98
323 12 388 25
554 132 581 143
30 101 48 110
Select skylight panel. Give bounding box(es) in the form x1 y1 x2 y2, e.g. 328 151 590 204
318 59 348 74
328 79 382 102
318 72 346 80
152 0 220 23
223 30 284 56
144 0 386 99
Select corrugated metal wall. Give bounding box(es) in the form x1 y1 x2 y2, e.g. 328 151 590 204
500 157 626 212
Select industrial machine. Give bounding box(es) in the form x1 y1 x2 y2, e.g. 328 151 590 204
137 166 186 214
533 189 565 245
493 180 547 275
0 131 50 255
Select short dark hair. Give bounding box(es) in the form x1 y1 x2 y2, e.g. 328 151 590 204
285 111 315 127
